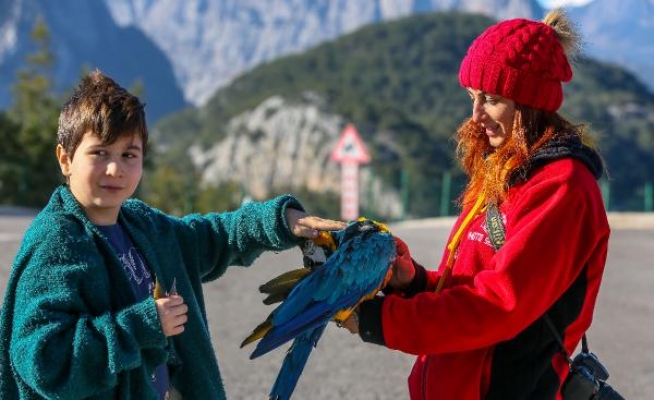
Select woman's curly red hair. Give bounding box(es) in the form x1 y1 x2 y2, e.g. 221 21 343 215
456 105 592 207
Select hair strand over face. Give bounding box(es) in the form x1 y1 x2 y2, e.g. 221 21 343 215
456 105 592 207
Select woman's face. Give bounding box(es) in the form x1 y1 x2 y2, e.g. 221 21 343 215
466 88 516 148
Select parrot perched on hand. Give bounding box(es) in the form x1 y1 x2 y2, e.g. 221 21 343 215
241 218 397 400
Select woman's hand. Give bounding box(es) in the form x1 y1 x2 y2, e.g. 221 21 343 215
285 208 347 238
339 308 360 335
387 237 416 290
155 295 188 337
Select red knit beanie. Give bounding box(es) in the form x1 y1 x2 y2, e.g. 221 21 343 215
459 18 572 112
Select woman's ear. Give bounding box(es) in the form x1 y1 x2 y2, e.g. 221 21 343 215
56 144 71 177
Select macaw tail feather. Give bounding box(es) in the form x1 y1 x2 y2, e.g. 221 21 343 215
241 314 274 348
269 325 326 400
262 292 288 305
252 291 359 359
259 268 311 296
153 279 166 299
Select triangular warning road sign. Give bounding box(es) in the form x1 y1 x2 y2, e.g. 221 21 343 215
330 123 371 163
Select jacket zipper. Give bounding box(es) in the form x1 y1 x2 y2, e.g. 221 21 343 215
422 355 430 400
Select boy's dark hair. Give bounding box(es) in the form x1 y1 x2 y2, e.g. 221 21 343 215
57 70 148 157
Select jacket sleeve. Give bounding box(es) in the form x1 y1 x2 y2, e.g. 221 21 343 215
8 227 168 398
378 161 609 355
135 195 304 282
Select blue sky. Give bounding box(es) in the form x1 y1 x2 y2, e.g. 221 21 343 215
537 0 595 7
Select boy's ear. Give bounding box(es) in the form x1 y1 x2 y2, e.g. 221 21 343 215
56 144 71 177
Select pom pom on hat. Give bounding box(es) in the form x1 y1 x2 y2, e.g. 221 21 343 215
459 17 573 111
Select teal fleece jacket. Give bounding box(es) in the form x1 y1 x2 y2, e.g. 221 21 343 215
0 185 303 399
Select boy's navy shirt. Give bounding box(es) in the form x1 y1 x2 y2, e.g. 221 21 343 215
97 223 169 400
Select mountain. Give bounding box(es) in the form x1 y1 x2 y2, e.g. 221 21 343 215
0 0 186 123
1 0 652 216
103 0 654 106
103 0 543 106
154 11 654 217
187 94 403 218
2 0 652 120
569 0 654 92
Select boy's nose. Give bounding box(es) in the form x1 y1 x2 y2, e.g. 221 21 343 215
106 161 123 177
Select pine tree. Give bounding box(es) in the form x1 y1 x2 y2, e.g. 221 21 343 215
2 17 63 207
0 111 23 204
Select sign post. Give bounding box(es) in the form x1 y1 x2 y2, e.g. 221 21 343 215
330 123 371 221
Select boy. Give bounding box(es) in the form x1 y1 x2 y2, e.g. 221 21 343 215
0 70 344 399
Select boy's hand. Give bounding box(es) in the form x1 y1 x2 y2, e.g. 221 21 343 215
155 295 188 337
285 208 346 238
387 237 415 290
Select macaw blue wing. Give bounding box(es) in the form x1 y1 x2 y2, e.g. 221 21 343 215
253 231 394 357
250 287 361 358
269 325 326 400
242 218 397 400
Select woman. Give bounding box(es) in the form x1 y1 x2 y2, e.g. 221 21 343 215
345 9 610 399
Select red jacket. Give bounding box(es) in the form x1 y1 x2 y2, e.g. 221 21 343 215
363 157 609 399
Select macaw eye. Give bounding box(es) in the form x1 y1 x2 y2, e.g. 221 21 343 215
339 219 379 244
358 220 377 233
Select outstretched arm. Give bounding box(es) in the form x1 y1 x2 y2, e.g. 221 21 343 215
285 208 346 239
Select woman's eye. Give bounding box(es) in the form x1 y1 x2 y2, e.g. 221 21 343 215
485 96 498 105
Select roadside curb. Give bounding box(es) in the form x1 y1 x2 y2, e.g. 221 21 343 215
606 212 654 229
392 213 654 230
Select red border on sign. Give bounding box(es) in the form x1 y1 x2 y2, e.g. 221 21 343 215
330 123 371 163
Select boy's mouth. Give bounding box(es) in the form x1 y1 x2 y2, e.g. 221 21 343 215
101 184 123 191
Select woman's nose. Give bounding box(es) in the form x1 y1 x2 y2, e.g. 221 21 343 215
471 100 486 124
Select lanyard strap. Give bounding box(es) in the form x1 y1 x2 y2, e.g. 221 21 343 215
485 200 588 364
435 193 486 293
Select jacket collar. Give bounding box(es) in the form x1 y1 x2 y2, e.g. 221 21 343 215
508 135 604 186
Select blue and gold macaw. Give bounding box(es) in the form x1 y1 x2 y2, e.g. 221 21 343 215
241 218 397 400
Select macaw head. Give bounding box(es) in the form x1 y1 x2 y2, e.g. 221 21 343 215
334 217 391 246
300 218 390 269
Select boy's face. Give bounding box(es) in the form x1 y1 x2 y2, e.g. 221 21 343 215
56 131 143 225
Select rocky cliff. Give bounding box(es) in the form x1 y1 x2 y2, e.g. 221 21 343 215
189 93 404 218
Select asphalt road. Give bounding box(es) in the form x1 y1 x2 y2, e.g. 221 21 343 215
1 212 652 399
